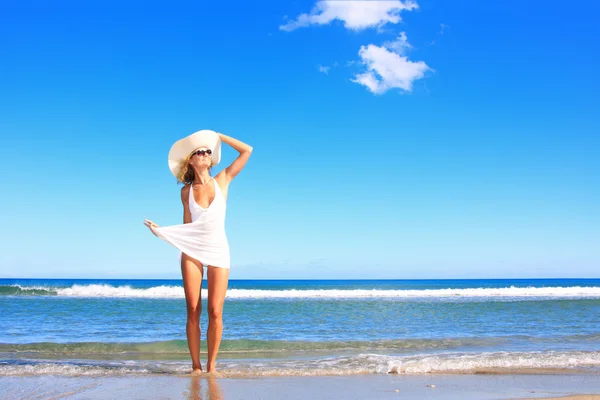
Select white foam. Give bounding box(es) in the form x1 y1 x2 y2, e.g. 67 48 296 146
0 363 148 376
381 350 600 374
194 351 600 376
56 284 183 298
45 284 600 299
3 351 600 376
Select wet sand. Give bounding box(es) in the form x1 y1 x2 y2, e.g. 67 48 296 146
522 397 600 400
1 374 600 400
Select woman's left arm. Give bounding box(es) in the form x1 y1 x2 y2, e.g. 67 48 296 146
218 133 253 182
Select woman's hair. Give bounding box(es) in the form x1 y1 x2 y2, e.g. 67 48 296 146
176 154 212 185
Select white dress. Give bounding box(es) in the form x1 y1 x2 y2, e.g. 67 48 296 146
153 178 230 269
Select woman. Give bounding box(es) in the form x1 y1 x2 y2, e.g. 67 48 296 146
144 129 252 374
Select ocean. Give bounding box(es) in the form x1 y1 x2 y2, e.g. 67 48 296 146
2 278 600 377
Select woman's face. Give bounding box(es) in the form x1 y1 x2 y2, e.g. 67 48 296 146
189 147 212 169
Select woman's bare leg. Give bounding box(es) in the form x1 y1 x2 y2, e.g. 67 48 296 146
206 266 229 373
181 253 204 373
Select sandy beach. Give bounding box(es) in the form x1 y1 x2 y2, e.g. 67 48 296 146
1 374 600 400
535 397 600 400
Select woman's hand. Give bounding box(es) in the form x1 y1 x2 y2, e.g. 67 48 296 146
144 219 160 236
217 132 253 154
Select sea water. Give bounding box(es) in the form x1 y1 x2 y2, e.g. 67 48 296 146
1 278 600 376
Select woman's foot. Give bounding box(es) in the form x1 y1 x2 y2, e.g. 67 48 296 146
206 362 217 373
190 363 203 375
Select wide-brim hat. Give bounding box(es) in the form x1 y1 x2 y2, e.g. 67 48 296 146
168 129 222 178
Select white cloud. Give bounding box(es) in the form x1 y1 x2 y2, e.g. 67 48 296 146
280 2 432 95
383 31 411 54
351 34 430 94
318 64 331 74
280 0 418 32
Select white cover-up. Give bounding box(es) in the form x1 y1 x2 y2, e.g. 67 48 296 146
152 177 230 269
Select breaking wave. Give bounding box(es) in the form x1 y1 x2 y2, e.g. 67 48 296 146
3 284 600 299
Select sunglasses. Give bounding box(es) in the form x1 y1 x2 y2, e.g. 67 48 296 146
191 149 212 157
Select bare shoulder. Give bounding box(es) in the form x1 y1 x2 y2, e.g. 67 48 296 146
180 184 191 202
180 184 192 222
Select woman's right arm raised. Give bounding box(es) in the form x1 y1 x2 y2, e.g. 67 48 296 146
181 185 192 224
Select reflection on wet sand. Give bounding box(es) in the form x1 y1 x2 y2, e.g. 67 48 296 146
185 375 223 400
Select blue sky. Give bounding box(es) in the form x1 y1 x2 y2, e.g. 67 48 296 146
1 0 598 279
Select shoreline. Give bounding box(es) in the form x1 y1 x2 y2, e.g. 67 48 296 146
2 374 600 400
3 351 600 377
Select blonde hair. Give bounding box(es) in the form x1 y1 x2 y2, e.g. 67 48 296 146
176 154 212 185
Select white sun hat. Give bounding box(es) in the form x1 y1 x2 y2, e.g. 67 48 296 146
168 129 222 178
